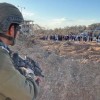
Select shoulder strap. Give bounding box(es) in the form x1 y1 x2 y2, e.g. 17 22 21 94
0 42 11 54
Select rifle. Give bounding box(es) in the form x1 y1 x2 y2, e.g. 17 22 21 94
12 52 44 77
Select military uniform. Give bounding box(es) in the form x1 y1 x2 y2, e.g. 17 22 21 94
0 42 39 100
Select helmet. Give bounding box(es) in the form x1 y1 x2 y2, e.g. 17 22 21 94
0 3 24 33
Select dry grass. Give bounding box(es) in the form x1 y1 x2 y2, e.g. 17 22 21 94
10 37 100 100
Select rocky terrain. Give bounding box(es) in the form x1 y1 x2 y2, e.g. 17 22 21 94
10 34 100 100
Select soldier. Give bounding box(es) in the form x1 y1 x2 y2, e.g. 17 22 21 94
0 2 41 100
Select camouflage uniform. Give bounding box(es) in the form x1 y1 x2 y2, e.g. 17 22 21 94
0 42 39 100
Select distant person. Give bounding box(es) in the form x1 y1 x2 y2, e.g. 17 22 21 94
0 2 41 100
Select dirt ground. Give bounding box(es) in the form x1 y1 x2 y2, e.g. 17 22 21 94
39 40 100 62
10 36 100 100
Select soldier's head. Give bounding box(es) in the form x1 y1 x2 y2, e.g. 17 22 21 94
0 2 24 46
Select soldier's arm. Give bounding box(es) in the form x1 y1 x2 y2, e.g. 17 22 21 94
0 49 39 100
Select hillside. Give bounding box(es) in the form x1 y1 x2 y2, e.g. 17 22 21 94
10 35 100 100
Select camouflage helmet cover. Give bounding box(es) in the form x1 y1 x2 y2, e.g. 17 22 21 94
0 3 24 33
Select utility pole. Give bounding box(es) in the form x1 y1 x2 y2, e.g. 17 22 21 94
17 5 25 34
17 5 25 13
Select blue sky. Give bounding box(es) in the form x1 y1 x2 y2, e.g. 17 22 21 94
0 0 100 29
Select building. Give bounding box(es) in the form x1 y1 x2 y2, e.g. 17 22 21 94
21 20 34 35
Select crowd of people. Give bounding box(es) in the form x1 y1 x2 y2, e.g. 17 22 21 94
40 32 100 42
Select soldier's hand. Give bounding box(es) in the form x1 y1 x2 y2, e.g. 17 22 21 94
19 67 34 77
34 76 42 86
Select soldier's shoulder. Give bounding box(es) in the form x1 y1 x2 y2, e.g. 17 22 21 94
0 47 11 63
0 46 9 55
